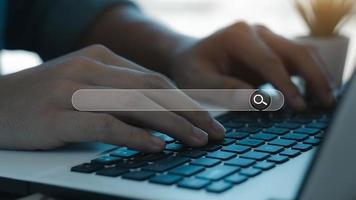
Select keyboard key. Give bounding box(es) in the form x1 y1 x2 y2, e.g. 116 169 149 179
191 158 220 167
289 118 312 124
280 149 301 158
149 174 182 185
206 181 233 193
240 151 269 161
142 156 190 172
154 133 175 143
197 165 239 181
264 127 290 135
222 138 235 146
251 133 277 141
225 127 232 133
315 133 323 139
267 155 288 164
248 122 274 128
237 138 264 147
206 151 235 160
225 132 249 140
138 152 172 162
275 122 300 129
282 133 308 141
225 158 255 167
239 167 262 177
198 144 221 152
269 139 297 147
165 143 184 151
122 171 155 181
306 122 328 130
216 115 230 123
255 144 283 154
294 128 320 136
303 138 320 146
116 159 148 169
269 116 288 123
178 178 210 190
318 117 330 123
170 165 204 176
222 144 250 154
236 127 262 133
71 163 103 173
231 117 255 124
91 156 121 165
178 150 206 158
225 174 248 184
110 148 139 158
96 167 128 177
223 121 244 129
292 143 312 151
253 162 275 170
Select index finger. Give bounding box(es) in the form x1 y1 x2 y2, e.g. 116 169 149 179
255 26 335 107
225 24 306 110
142 89 226 140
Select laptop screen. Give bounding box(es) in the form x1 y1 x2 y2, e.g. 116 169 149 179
297 73 356 200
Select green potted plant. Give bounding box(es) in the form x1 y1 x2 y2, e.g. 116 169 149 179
295 0 355 87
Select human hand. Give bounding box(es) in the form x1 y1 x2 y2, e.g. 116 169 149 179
170 22 334 111
0 45 225 152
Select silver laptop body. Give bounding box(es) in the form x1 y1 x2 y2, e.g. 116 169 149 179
0 77 356 200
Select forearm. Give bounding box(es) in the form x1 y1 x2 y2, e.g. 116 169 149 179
80 5 196 77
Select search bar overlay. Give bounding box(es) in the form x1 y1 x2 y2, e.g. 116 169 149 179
72 89 284 112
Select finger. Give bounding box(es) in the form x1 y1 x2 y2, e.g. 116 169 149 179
71 87 210 146
57 111 165 152
256 57 306 111
226 23 306 110
61 58 225 141
106 91 209 146
178 74 252 136
141 88 226 141
117 111 209 147
75 62 225 140
255 26 334 107
182 112 225 141
289 47 335 107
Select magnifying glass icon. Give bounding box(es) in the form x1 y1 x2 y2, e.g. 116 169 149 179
250 90 271 111
253 94 268 106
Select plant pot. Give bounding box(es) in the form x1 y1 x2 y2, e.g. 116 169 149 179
295 35 349 88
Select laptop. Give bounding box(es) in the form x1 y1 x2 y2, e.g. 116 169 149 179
0 76 355 200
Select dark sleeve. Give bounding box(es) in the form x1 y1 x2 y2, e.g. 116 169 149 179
5 0 137 60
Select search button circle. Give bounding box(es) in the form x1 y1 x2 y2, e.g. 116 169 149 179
250 90 271 111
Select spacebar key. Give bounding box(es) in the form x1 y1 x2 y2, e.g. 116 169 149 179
142 156 190 172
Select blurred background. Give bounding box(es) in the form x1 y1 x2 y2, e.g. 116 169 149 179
1 0 355 78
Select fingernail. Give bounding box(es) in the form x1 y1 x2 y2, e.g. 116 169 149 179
192 127 209 144
151 137 165 151
212 119 226 139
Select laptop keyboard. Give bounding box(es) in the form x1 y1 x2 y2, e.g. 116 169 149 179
71 111 330 193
